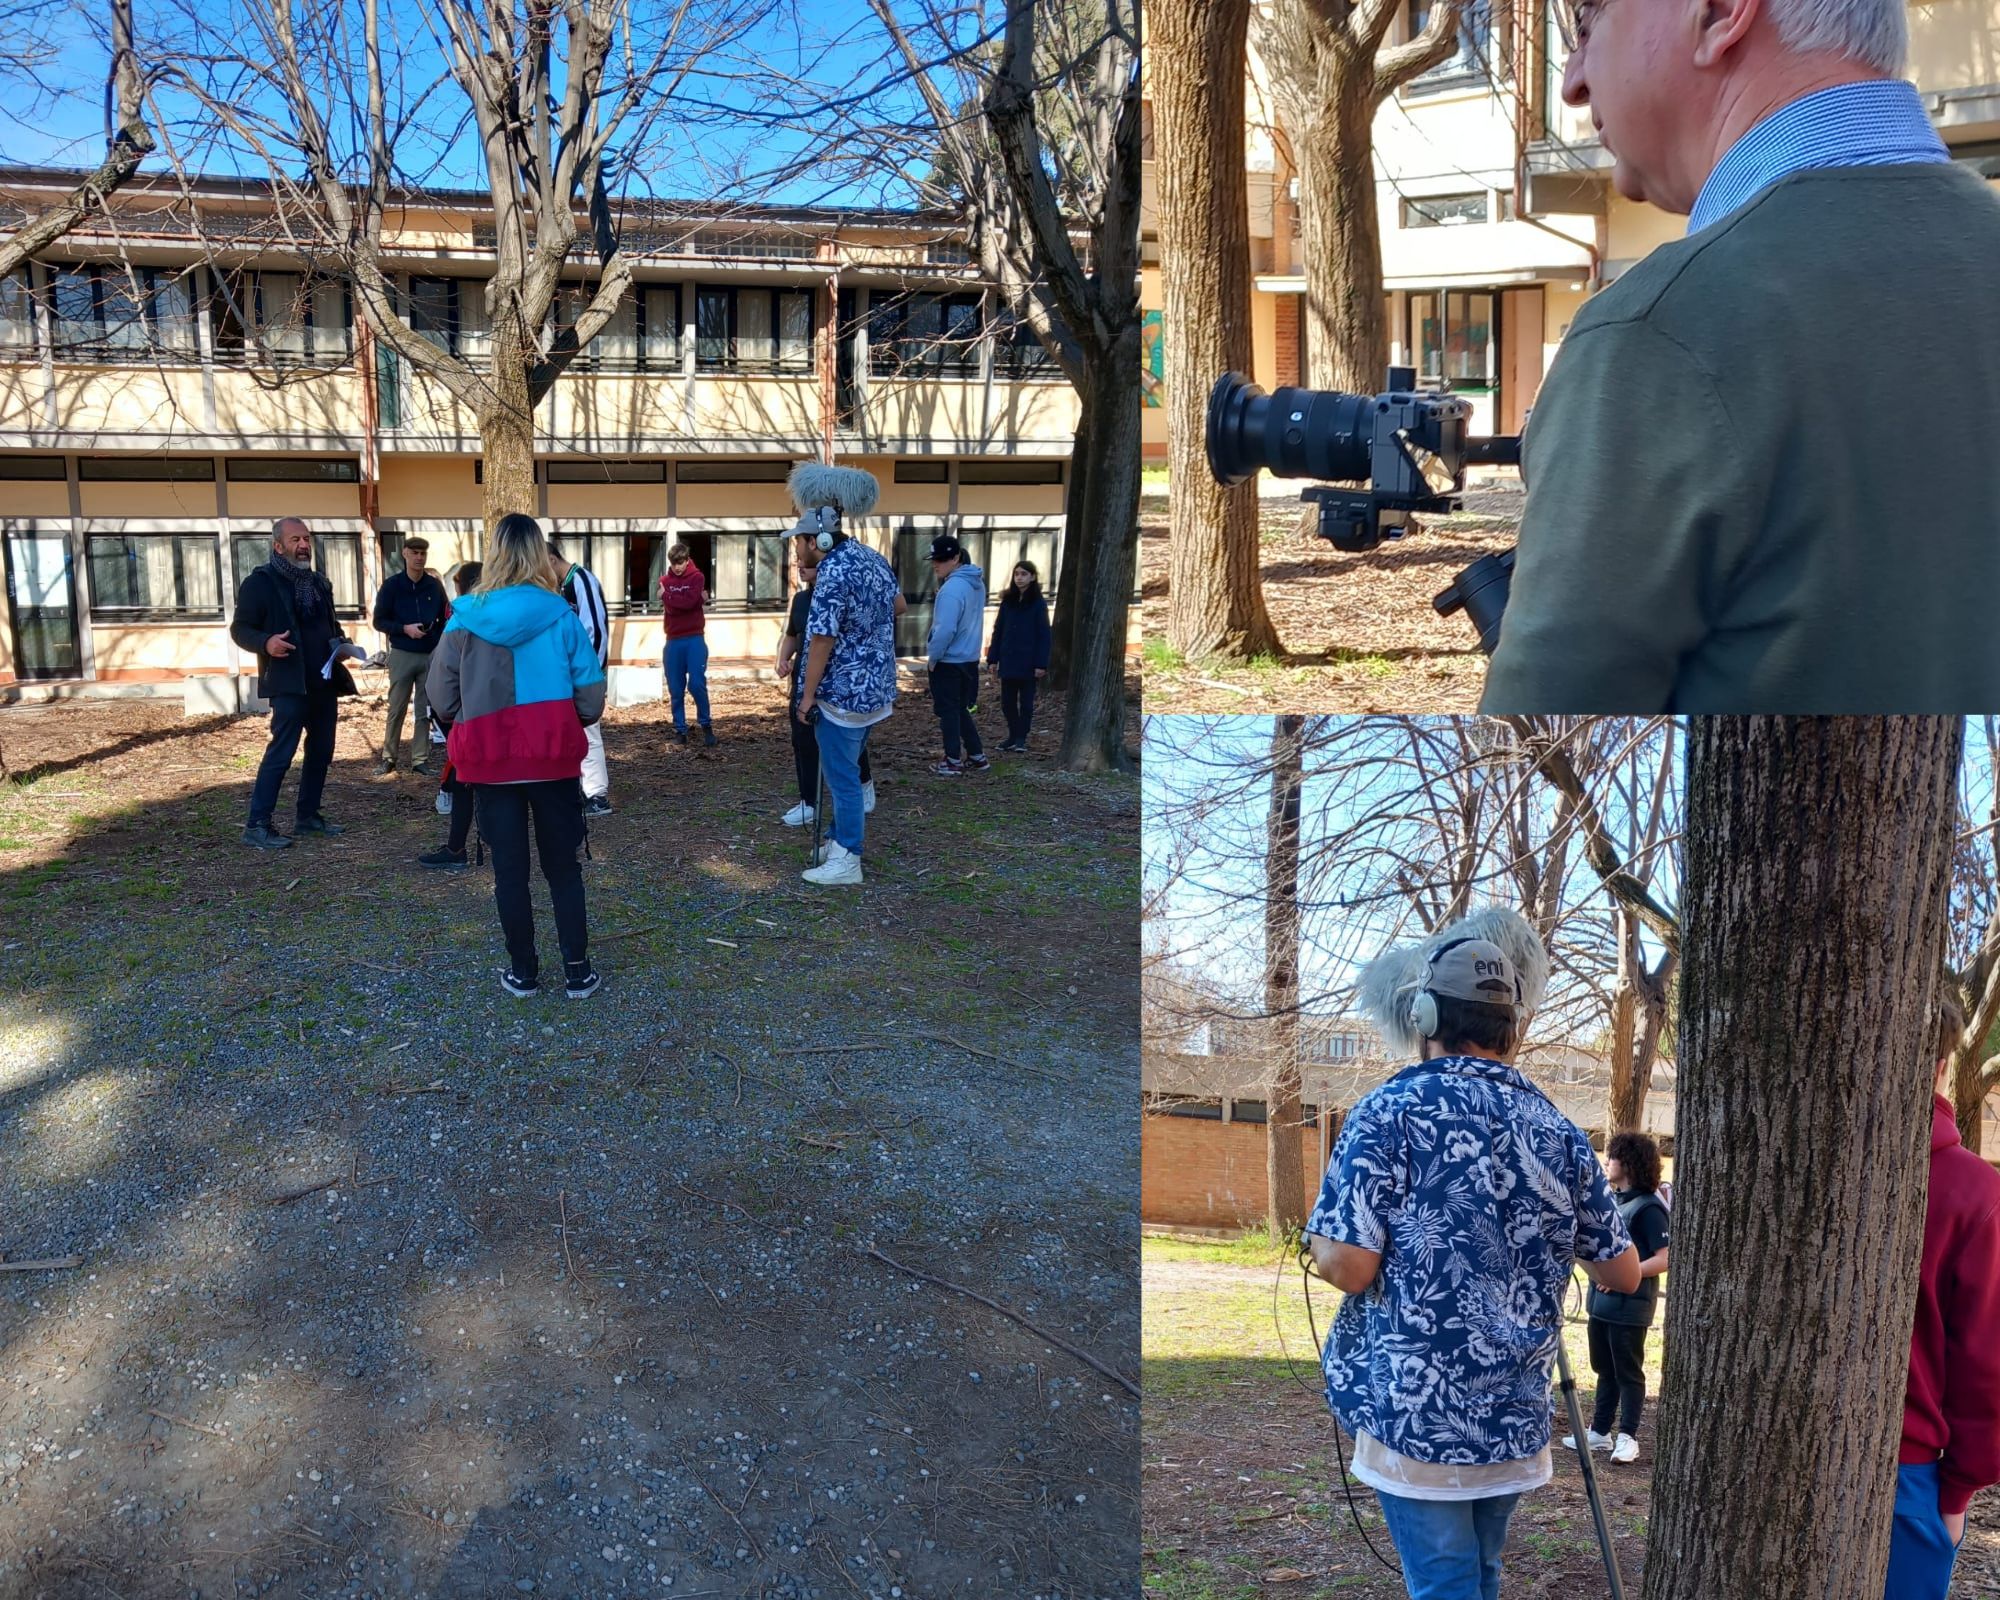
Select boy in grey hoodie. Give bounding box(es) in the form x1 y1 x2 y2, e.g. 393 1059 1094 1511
924 533 988 775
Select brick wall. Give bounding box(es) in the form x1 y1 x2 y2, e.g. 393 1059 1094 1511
1141 1111 1328 1229
1274 298 1302 389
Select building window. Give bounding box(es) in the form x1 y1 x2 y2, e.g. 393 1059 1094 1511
867 291 983 378
396 276 488 365
545 459 668 483
41 265 202 362
225 458 361 482
1411 291 1496 387
1230 1099 1269 1124
960 459 1064 486
641 284 680 370
1407 0 1494 87
78 457 216 481
992 307 1061 378
86 534 222 619
1159 1098 1225 1121
693 286 814 374
894 460 950 484
1 270 38 355
662 532 785 613
209 271 350 365
676 459 795 484
1401 192 1491 228
316 533 363 617
0 455 65 479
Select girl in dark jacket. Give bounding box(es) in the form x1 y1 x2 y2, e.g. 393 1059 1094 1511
986 560 1051 752
1565 1130 1671 1465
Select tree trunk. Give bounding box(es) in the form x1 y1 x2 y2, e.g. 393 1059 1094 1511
1047 402 1095 689
1954 1050 1986 1154
1295 83 1390 394
1265 714 1306 1236
1605 908 1647 1135
479 363 538 531
1647 717 1960 1600
1056 345 1142 775
1152 0 1281 662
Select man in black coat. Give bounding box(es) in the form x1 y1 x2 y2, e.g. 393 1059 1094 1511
230 518 362 849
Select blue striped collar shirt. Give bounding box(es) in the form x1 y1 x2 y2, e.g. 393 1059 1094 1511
1686 78 1949 234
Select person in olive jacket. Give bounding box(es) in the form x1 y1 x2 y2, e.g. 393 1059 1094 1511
229 517 364 850
985 558 1051 752
370 534 451 777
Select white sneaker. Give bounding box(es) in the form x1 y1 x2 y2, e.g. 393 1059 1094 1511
434 789 452 816
862 780 877 815
782 802 815 828
1562 1430 1614 1453
1609 1433 1639 1464
802 841 863 885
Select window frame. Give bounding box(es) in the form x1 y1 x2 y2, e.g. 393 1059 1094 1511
867 290 985 379
209 269 352 367
313 531 365 619
43 264 204 364
691 284 817 375
84 532 224 621
990 308 1062 380
1399 191 1492 229
1404 0 1498 93
1409 289 1497 390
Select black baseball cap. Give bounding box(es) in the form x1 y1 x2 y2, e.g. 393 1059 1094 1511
928 534 963 562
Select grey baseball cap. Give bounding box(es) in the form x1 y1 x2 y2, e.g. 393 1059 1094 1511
1426 938 1523 1009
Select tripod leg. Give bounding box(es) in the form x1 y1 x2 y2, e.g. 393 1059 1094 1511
1556 1331 1627 1600
812 738 826 867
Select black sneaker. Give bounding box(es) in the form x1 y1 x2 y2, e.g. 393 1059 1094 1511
966 753 991 772
242 822 292 850
701 727 717 748
501 970 539 998
294 816 345 836
420 846 469 870
564 965 602 1001
582 794 613 818
672 729 689 746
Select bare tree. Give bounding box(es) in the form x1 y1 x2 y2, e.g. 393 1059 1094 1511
154 0 766 528
1151 0 1282 661
1252 0 1464 391
0 0 155 279
1647 716 1960 1600
1264 713 1306 1236
1943 714 2000 1150
868 0 1142 773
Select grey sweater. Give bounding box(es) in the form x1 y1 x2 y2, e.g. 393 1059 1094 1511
1480 163 2000 713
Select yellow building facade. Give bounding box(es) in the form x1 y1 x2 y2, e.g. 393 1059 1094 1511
0 173 1077 700
1141 0 2000 456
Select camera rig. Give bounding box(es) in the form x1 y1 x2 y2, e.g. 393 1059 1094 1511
1206 367 1523 653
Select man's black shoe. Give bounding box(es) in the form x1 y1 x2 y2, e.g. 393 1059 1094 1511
294 816 345 836
242 822 293 850
565 964 603 1001
701 727 717 748
501 970 540 998
582 794 613 818
672 729 689 746
420 846 469 870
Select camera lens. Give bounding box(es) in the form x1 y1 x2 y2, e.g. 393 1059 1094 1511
1206 373 1374 486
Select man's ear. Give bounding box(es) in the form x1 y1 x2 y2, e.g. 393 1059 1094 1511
1691 0 1761 68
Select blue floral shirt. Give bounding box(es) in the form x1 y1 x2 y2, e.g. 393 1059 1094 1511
804 539 900 718
1306 1055 1630 1465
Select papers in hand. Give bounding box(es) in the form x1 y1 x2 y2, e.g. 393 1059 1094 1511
321 640 368 679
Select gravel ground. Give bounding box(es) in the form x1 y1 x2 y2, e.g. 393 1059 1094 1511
1140 479 1522 714
0 676 1139 1599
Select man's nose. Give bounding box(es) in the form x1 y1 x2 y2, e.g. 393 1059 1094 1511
1561 47 1589 107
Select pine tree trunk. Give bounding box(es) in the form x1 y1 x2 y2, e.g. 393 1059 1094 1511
1645 717 1960 1600
1296 83 1390 395
1056 350 1141 774
1265 714 1306 1235
1152 0 1281 661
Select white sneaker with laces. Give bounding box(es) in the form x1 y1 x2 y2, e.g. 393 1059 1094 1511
1610 1433 1640 1464
862 780 877 814
782 801 815 828
1562 1430 1614 1453
802 841 863 885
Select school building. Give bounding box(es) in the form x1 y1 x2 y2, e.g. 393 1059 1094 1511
0 171 1078 703
1139 0 2000 459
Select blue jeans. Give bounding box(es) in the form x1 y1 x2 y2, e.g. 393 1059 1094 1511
665 636 710 733
1884 1462 1963 1600
247 689 339 827
814 716 868 855
1374 1490 1521 1600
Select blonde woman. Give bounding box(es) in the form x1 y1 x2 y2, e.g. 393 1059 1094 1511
427 512 607 999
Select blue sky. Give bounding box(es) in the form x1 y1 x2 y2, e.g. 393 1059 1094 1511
0 0 981 210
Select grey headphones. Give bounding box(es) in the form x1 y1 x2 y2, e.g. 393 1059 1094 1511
801 504 840 552
1408 937 1475 1042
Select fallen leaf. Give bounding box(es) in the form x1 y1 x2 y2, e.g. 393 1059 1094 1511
1262 1569 1312 1584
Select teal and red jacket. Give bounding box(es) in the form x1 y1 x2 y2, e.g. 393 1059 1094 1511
424 584 606 784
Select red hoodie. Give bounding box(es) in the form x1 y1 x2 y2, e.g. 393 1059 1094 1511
1900 1093 2000 1514
659 564 707 640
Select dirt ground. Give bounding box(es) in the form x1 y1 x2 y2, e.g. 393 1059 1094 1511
1141 1245 2000 1599
1139 480 1521 715
0 675 1139 1599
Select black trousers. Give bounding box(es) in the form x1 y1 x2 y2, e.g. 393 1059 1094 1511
1000 676 1037 743
248 689 339 826
474 780 588 983
1588 1315 1651 1438
790 708 871 805
928 661 984 761
445 775 476 854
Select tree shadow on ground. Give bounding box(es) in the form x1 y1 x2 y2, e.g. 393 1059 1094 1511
0 681 1140 1599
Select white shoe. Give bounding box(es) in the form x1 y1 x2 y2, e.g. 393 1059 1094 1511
1609 1433 1639 1464
1562 1430 1613 1453
434 789 452 816
862 780 877 815
802 841 863 885
782 802 815 828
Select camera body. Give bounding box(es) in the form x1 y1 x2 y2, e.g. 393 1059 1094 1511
1205 366 1524 649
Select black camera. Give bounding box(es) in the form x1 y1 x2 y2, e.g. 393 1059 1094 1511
1205 367 1522 652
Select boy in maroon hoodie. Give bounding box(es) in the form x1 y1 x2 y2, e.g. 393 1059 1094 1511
659 541 715 747
1886 994 2000 1597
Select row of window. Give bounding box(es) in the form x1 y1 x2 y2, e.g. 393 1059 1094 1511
74 524 1064 622
0 265 1058 378
0 453 1065 486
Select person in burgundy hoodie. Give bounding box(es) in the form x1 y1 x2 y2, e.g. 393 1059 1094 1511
659 541 716 747
1886 993 2000 1598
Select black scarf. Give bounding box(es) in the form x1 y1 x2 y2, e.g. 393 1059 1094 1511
267 552 332 623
